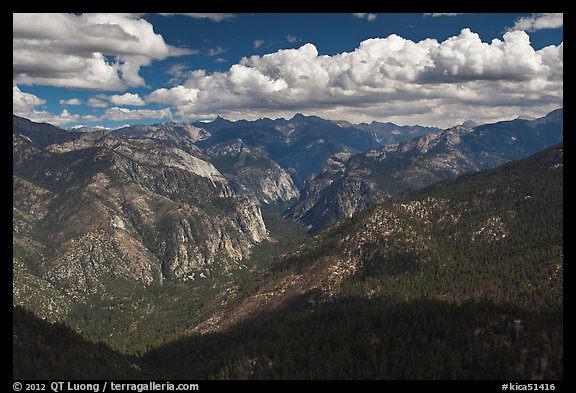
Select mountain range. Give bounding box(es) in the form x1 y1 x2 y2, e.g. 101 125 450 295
14 141 563 379
288 109 563 231
12 109 563 379
156 140 564 379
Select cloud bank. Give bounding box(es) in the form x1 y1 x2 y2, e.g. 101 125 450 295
13 13 192 91
145 28 562 127
109 93 145 106
12 17 562 128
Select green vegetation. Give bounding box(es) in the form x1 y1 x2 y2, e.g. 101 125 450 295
134 143 561 379
13 142 562 379
278 144 563 313
249 201 309 269
61 202 309 355
64 277 221 355
143 298 562 379
13 306 144 379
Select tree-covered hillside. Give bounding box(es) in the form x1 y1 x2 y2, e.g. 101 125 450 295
145 143 562 379
14 143 563 379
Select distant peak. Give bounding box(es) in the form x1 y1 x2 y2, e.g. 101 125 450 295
461 120 478 128
213 115 231 123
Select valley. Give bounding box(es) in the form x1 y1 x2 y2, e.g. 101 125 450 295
12 12 563 381
13 111 563 379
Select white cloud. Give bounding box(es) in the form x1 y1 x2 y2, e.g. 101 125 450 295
512 13 563 32
87 92 145 107
157 13 234 22
148 28 561 128
353 13 377 21
15 106 100 127
104 107 173 121
207 46 227 56
215 58 227 63
286 35 299 43
166 63 191 85
423 29 547 82
59 98 82 105
13 88 93 127
88 98 109 108
56 109 100 124
19 105 173 127
13 13 192 90
424 13 463 17
254 40 265 49
109 93 145 106
146 85 199 107
14 84 172 126
13 86 46 115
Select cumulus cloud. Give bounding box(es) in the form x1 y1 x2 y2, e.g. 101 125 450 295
286 35 300 43
146 28 561 127
254 40 265 49
13 85 46 115
166 63 190 85
423 29 549 82
13 13 192 90
512 13 563 32
109 93 145 106
157 13 234 22
146 85 199 106
353 13 377 22
104 107 173 121
54 109 100 125
60 98 82 105
88 97 109 108
87 92 145 107
14 82 172 126
15 105 100 126
14 86 101 126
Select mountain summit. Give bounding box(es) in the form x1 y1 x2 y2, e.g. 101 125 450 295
289 109 563 232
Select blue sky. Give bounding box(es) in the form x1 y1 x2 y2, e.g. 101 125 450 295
13 13 563 129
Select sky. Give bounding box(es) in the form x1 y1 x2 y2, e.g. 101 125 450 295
13 13 563 129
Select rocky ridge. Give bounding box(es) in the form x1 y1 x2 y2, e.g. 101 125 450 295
192 143 563 334
13 116 269 319
289 109 563 232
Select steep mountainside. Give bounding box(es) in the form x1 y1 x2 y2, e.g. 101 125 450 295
196 113 381 187
86 122 299 204
13 306 145 379
192 143 563 334
140 143 563 380
13 112 563 379
290 109 563 232
111 122 211 144
13 117 269 322
208 138 299 203
13 131 562 379
346 120 441 145
13 115 81 147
